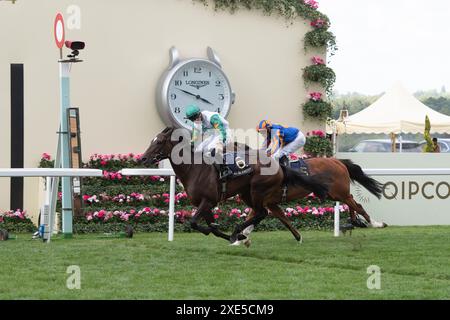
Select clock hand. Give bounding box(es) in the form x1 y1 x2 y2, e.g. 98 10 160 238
176 88 197 98
198 96 214 106
176 88 214 105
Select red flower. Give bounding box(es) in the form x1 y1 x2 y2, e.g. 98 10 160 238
310 19 327 28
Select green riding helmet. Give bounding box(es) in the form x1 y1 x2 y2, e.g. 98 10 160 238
185 104 201 120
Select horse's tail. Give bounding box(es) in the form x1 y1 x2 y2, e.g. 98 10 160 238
283 167 329 201
339 159 383 199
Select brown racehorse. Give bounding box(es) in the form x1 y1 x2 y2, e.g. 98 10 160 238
140 127 329 243
231 157 387 245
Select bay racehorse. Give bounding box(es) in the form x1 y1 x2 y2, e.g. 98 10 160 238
140 127 329 243
232 157 387 245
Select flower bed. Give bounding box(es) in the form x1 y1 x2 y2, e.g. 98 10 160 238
0 210 35 233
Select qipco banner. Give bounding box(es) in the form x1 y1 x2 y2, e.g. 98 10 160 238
337 153 450 226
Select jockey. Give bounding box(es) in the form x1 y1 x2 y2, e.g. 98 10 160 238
256 120 306 166
185 104 231 156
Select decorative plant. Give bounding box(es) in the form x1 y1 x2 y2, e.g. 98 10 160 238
303 91 333 121
303 64 336 95
39 153 54 168
304 130 333 157
423 115 434 152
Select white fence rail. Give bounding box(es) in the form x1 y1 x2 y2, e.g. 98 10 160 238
0 168 103 242
120 169 176 241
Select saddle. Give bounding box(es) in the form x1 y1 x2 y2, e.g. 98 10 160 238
213 152 253 201
216 152 253 181
287 158 310 176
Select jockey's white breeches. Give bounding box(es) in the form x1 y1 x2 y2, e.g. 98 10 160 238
272 132 306 160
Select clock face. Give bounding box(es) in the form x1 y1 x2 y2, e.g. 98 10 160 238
166 60 232 129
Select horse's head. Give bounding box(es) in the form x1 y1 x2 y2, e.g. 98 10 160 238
141 127 175 166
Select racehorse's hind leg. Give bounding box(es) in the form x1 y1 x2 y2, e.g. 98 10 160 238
343 195 387 228
268 204 302 242
353 200 387 228
230 207 268 245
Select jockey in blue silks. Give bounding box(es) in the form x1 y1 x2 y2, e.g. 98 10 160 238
256 120 306 166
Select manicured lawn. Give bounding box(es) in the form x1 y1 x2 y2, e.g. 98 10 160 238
1 227 449 299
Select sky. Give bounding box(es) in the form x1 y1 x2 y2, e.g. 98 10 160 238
319 0 450 95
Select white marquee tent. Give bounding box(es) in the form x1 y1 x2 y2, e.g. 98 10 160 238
334 83 450 134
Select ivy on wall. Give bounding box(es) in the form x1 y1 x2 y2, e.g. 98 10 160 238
192 0 337 123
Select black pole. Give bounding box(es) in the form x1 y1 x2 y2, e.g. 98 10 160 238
10 64 24 210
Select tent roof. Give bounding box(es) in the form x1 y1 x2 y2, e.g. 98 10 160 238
335 83 450 134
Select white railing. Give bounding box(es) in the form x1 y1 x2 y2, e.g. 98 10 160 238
334 167 450 237
0 168 103 242
0 168 102 177
120 169 176 241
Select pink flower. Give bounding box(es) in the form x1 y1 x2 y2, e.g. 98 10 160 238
100 160 107 166
213 214 219 219
86 214 93 221
309 92 323 101
310 19 327 28
97 210 106 219
42 153 51 161
311 56 325 65
305 0 319 9
312 130 325 138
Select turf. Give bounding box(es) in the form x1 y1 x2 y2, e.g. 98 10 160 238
0 227 449 299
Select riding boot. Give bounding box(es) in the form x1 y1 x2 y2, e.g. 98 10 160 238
279 155 290 168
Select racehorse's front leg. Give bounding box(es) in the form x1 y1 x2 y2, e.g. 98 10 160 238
190 199 232 241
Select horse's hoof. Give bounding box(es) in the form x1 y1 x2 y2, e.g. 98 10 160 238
230 240 241 246
382 222 388 228
244 239 251 248
237 234 247 241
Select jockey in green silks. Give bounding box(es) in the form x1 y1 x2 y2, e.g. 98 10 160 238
185 104 232 156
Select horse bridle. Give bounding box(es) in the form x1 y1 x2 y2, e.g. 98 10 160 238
151 152 167 164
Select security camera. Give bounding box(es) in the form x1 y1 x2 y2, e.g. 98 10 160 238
65 41 85 51
64 41 85 60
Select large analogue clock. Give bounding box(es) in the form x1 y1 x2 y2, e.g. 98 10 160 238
156 47 235 130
